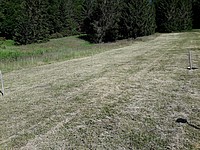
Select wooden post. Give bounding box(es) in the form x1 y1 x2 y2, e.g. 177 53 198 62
189 51 193 70
0 71 4 96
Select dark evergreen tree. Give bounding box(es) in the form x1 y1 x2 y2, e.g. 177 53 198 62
0 0 84 44
59 0 81 36
156 0 193 32
193 0 200 28
48 0 83 37
83 0 122 43
47 0 63 35
120 0 156 39
0 0 197 45
82 0 96 34
0 0 22 39
14 0 49 44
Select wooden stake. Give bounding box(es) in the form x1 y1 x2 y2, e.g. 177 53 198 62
0 71 4 96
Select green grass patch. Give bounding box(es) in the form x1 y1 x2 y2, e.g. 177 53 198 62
0 35 134 72
0 40 15 47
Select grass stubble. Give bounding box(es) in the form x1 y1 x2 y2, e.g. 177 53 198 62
0 31 200 149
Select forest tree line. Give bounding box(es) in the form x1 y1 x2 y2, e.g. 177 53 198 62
0 0 199 45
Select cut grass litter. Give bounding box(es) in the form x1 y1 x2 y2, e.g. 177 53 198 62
0 31 200 149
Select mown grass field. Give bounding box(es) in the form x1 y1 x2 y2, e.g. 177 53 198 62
0 31 200 150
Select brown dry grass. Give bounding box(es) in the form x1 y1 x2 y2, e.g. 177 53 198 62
0 31 200 150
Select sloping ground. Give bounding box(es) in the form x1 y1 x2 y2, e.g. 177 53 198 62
0 32 200 150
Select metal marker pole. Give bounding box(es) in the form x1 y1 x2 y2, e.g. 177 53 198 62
189 51 192 70
0 71 4 96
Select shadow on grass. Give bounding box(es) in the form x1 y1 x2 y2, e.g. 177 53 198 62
77 34 119 44
78 35 93 43
176 118 200 130
187 67 198 70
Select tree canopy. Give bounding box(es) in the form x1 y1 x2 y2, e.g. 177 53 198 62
0 0 199 44
156 0 193 32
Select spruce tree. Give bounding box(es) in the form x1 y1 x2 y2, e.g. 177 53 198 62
59 0 81 36
193 0 200 28
156 0 192 32
48 0 83 37
83 0 122 43
48 0 63 35
0 0 22 39
14 0 49 44
120 0 156 39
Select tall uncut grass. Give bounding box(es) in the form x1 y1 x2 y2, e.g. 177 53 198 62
0 36 133 73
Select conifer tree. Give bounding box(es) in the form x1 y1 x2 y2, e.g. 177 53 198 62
59 0 81 36
83 0 122 43
120 0 156 39
193 0 200 28
156 0 192 32
14 0 49 44
47 0 63 35
0 0 22 39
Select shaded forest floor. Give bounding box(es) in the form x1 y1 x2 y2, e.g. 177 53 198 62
0 31 200 149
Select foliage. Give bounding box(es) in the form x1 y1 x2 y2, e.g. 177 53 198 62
83 0 122 43
13 0 49 45
120 0 156 39
156 0 193 32
83 0 156 43
193 0 200 28
0 0 22 39
48 0 83 36
0 0 83 44
0 0 198 44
